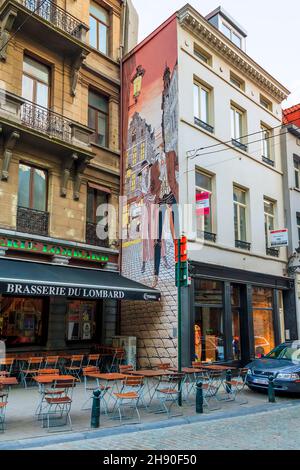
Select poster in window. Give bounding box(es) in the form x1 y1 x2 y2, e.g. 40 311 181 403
82 322 91 340
68 322 79 340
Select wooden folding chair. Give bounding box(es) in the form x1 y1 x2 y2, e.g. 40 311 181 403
113 375 144 424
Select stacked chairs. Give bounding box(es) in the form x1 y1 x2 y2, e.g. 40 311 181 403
0 385 8 433
113 375 144 424
156 373 185 418
20 357 44 388
64 354 84 381
42 378 76 431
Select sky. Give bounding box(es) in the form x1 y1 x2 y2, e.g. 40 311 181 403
131 0 300 108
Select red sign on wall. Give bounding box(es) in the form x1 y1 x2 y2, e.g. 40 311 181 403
196 192 210 216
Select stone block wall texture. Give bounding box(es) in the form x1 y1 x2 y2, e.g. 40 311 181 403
121 241 178 368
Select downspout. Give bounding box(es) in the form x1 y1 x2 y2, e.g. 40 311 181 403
116 0 127 336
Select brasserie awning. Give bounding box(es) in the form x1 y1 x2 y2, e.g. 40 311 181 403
0 258 160 301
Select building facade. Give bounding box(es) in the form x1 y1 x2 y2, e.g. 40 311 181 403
282 104 300 337
121 4 296 368
0 0 143 353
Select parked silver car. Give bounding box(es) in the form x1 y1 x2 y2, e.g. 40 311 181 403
246 341 300 394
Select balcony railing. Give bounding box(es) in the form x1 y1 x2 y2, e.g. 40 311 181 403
232 138 248 152
235 239 251 251
20 0 86 40
86 222 109 248
262 155 275 167
17 206 49 236
21 100 73 142
198 231 217 243
266 246 279 257
194 117 214 134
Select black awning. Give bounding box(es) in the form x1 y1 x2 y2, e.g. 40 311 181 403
0 258 160 301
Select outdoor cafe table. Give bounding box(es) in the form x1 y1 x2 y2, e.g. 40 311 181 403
84 372 127 406
128 369 176 408
0 377 18 387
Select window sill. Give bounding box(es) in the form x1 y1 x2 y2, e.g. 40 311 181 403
88 45 120 65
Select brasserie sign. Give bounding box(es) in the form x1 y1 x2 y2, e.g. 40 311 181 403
0 237 109 263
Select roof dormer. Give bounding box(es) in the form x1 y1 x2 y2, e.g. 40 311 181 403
205 6 247 51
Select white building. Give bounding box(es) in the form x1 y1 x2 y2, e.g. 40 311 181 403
281 105 300 338
121 4 296 368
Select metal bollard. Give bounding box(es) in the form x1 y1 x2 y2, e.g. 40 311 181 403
268 375 276 403
91 389 101 428
196 381 204 414
225 369 232 393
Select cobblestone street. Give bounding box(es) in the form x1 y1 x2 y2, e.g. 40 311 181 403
28 402 300 450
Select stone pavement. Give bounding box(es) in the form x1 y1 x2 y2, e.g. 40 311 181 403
28 401 300 450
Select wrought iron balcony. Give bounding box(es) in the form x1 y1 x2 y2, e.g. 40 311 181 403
262 155 275 167
86 222 109 248
21 100 73 142
17 206 49 236
194 117 214 133
21 0 85 39
266 246 279 257
235 239 251 251
232 138 248 152
198 231 217 243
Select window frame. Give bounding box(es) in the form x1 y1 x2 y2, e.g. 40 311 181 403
86 186 109 225
195 169 213 234
18 162 48 212
297 212 300 243
88 89 109 148
230 71 245 91
231 104 245 142
221 21 242 48
89 2 109 55
294 156 300 189
194 81 212 126
233 185 248 242
260 94 273 112
264 198 276 246
22 55 50 108
194 44 212 66
261 123 273 161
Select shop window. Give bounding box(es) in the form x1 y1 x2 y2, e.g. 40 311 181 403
195 170 213 235
252 287 275 357
195 307 224 362
18 163 47 212
0 297 46 347
66 300 98 342
88 89 109 147
89 1 109 55
231 285 241 360
194 279 223 304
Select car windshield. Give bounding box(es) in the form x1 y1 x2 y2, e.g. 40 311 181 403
265 343 300 362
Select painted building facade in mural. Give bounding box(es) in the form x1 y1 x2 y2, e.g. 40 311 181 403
121 16 179 367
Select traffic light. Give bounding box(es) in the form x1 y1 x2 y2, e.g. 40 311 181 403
175 236 187 263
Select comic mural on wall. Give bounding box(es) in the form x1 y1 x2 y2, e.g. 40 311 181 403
121 17 179 367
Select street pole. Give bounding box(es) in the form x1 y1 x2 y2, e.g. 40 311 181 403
177 237 182 406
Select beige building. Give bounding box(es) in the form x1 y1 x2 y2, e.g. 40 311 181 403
0 0 146 354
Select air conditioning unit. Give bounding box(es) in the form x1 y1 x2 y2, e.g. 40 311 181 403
112 336 137 369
